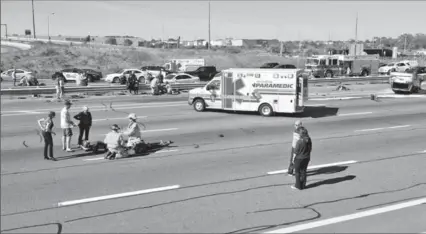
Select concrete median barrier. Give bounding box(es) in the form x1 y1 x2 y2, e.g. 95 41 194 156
1 77 390 96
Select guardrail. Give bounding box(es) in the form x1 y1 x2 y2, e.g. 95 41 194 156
1 77 390 96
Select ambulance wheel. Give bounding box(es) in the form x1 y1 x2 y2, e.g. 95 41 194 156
193 99 206 112
259 104 273 117
325 71 333 78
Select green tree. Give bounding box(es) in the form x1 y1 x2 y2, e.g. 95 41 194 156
123 39 133 46
105 37 117 45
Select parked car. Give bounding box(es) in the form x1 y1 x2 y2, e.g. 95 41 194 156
274 64 297 69
163 73 200 84
390 66 425 94
104 69 145 83
185 66 219 81
378 62 411 75
260 63 279 68
60 68 102 82
1 69 33 82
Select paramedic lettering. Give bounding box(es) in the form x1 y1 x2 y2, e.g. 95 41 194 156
252 83 294 89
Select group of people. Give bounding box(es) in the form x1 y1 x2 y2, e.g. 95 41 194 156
37 99 145 161
37 100 93 160
125 71 174 96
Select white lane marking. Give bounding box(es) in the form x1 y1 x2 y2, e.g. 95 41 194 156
309 97 362 101
267 160 357 175
264 197 426 233
84 157 104 161
99 128 178 136
338 112 372 117
419 150 426 154
57 185 181 207
355 125 411 132
92 117 146 122
1 101 185 113
306 104 326 107
1 103 186 117
378 94 426 98
155 149 179 154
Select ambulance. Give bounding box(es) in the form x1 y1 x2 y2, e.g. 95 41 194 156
188 68 308 116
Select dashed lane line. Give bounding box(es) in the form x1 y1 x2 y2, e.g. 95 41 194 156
57 185 181 207
267 160 357 175
264 197 426 233
337 112 373 117
354 125 411 132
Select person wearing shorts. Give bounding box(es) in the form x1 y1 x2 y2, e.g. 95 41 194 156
61 100 76 152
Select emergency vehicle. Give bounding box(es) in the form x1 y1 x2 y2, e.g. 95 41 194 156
163 59 205 73
188 68 308 116
304 54 379 78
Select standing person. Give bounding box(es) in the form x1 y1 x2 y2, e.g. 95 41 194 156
288 120 303 176
127 71 137 94
55 73 65 99
12 68 17 86
150 75 159 95
61 100 76 152
37 111 57 161
292 127 312 190
74 106 92 148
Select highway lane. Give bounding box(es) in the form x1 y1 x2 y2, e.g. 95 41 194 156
1 95 426 233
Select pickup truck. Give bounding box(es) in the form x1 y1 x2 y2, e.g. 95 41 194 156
185 66 219 82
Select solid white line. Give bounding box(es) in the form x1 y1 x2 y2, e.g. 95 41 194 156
264 197 426 233
267 160 357 175
92 116 147 122
338 112 372 117
155 149 179 154
57 185 181 207
83 157 104 161
306 104 326 107
355 125 411 132
99 128 178 136
309 97 362 101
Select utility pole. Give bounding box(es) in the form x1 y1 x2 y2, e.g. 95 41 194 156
208 1 211 50
354 12 358 56
404 34 407 54
0 24 7 38
32 0 36 38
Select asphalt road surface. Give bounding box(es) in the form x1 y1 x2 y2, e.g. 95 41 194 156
1 92 426 233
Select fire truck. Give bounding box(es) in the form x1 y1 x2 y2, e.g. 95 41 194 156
304 54 380 78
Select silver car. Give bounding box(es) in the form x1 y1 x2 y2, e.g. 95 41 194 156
1 69 33 82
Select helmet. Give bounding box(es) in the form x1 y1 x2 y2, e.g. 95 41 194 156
111 124 120 131
128 113 137 120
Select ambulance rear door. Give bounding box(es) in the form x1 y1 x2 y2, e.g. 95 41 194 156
222 71 235 110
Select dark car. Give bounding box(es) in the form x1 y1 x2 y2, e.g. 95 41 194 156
60 68 102 82
185 66 219 82
260 63 279 68
274 64 297 69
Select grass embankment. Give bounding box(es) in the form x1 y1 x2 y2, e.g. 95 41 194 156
0 42 304 81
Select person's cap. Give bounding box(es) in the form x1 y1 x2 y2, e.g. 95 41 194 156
295 120 302 126
48 111 56 117
128 113 137 120
64 100 72 106
82 106 89 111
111 124 120 130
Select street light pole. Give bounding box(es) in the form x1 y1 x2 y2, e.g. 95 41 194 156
208 1 211 50
48 13 54 40
32 0 36 38
0 24 7 38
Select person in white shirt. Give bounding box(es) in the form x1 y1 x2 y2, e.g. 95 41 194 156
61 100 76 152
123 113 142 147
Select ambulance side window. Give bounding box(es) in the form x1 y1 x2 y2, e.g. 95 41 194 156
208 80 220 90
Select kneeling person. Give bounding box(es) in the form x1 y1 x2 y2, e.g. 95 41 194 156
103 124 127 160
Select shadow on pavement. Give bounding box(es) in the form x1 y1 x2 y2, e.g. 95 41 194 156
307 165 348 176
305 175 356 189
204 106 339 119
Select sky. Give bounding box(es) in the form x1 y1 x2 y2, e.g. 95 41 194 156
1 0 425 41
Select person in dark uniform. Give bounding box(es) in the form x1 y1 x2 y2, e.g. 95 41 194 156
37 111 57 161
74 106 92 148
288 120 303 176
291 127 312 190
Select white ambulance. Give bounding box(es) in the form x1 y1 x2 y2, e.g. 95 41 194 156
188 68 308 116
